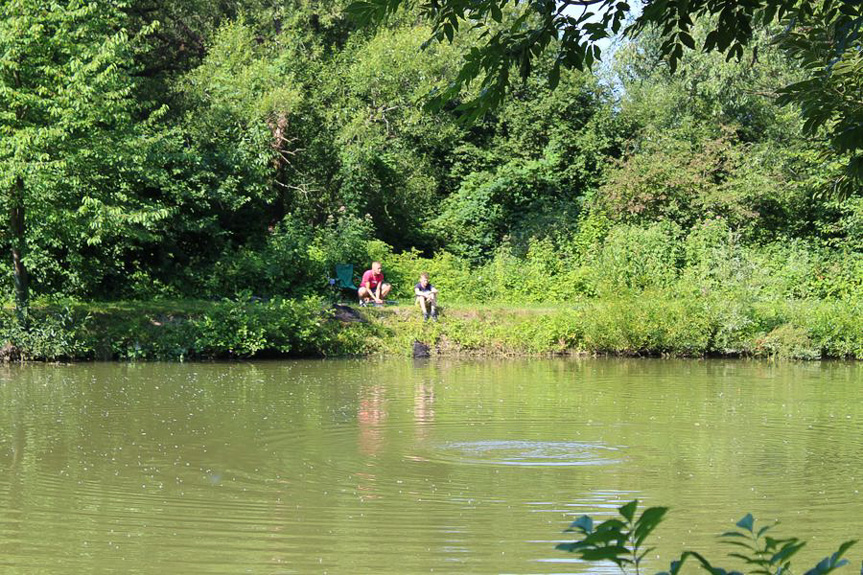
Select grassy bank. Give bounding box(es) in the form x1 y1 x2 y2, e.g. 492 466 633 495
1 294 860 361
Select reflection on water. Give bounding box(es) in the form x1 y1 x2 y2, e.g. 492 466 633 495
358 383 387 456
439 440 622 467
0 359 861 573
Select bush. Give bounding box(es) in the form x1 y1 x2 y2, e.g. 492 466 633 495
206 213 377 299
309 213 377 282
591 222 683 297
98 297 369 361
578 295 713 355
207 215 320 298
431 158 565 263
0 307 94 361
379 247 482 302
190 296 347 358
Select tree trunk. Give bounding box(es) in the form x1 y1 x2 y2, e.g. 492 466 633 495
10 176 28 326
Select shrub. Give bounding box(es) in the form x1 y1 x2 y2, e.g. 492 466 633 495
190 296 343 358
591 222 683 297
431 158 564 263
379 247 483 302
310 213 377 281
0 307 94 361
207 215 321 298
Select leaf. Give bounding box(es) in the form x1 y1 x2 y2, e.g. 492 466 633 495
803 540 859 575
833 539 857 559
633 506 668 546
805 556 833 575
345 0 395 26
720 531 751 539
345 1 376 25
580 528 628 546
770 541 805 565
566 515 593 533
722 540 757 551
736 514 754 533
761 4 778 25
671 550 722 575
578 545 632 562
444 24 454 42
548 62 560 90
716 29 733 52
596 519 628 533
764 536 791 551
679 31 695 49
704 30 719 51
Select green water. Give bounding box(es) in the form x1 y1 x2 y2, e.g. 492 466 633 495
1 359 861 573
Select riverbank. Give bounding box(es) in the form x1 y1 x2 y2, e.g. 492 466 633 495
1 295 860 361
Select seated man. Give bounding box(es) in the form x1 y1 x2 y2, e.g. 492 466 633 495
358 261 391 306
414 272 439 320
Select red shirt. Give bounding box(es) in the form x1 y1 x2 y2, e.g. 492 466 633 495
361 270 384 290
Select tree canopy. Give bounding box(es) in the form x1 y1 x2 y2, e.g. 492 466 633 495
349 0 863 194
0 0 143 318
0 0 859 314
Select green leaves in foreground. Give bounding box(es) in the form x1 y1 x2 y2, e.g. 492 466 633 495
558 500 857 575
556 500 668 572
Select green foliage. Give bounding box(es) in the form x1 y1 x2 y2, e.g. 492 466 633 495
351 290 861 359
596 134 800 237
0 0 859 345
191 296 336 358
592 223 683 296
433 159 564 262
0 0 142 315
207 216 319 298
381 247 481 301
556 500 667 572
88 297 368 361
0 307 94 361
776 2 863 196
354 0 862 192
0 287 860 361
322 24 463 250
558 501 857 575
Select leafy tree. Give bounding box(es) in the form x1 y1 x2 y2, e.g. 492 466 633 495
350 0 863 193
598 23 842 244
319 24 465 250
179 19 301 231
0 0 141 320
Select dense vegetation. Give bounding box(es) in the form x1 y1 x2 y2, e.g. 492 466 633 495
0 1 860 359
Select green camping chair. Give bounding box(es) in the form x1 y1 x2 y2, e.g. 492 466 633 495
332 264 359 301
332 264 398 306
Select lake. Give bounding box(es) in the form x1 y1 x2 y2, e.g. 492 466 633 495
1 359 861 573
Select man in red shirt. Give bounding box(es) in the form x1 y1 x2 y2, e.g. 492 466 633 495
358 261 391 305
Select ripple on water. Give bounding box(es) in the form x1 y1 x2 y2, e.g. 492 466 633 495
433 440 624 467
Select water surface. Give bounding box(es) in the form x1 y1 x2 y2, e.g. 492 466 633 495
1 359 861 573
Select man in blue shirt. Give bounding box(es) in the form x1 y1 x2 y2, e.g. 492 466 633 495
414 272 439 321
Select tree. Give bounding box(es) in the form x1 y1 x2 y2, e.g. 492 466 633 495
0 0 141 321
349 0 863 194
